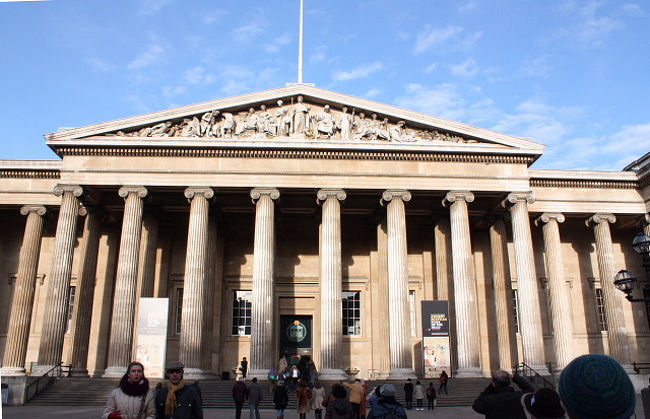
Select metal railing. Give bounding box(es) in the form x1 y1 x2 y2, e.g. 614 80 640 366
513 362 556 390
23 363 66 403
632 362 650 374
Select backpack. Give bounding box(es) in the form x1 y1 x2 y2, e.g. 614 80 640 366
375 402 407 419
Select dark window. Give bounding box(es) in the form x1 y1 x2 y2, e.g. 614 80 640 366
232 291 252 336
512 289 520 334
595 288 608 332
66 286 76 333
343 291 361 336
175 288 183 335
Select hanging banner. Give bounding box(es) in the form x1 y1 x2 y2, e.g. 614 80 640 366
135 297 169 378
421 300 451 378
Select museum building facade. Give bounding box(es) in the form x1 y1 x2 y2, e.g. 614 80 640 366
0 85 649 382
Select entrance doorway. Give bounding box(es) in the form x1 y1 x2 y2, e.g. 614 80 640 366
280 315 312 365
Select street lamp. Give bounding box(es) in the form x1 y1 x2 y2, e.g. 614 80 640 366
615 232 650 303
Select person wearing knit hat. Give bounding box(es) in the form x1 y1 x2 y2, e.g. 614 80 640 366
558 354 635 419
521 388 566 418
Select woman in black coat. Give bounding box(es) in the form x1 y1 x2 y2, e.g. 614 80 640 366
274 380 290 419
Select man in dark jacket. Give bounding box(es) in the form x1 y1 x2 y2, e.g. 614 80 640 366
248 377 263 419
155 361 203 419
367 384 407 419
232 377 248 419
472 370 533 419
325 384 354 419
403 379 414 410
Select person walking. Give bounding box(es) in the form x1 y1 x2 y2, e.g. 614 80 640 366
154 361 203 419
312 381 326 419
343 379 364 419
247 377 263 419
426 382 437 410
439 370 448 395
273 380 289 419
232 377 248 419
325 384 354 419
414 380 424 411
471 370 533 419
102 361 155 419
403 378 414 410
240 357 248 380
297 380 313 419
366 384 406 419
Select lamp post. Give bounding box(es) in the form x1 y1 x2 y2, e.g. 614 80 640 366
614 232 650 303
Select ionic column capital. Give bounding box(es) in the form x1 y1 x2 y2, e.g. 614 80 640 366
586 213 616 227
54 184 83 198
118 186 148 199
250 188 280 203
502 192 535 208
20 205 47 216
381 189 411 206
535 212 565 227
317 189 347 203
443 191 474 207
184 187 214 200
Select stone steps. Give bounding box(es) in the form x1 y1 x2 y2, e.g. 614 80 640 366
27 377 490 408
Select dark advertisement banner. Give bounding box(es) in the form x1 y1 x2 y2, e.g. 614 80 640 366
421 300 450 337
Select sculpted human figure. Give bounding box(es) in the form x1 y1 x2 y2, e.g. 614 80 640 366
389 120 416 142
150 121 173 137
376 117 390 141
354 112 372 140
292 95 310 134
275 100 291 136
315 105 335 139
338 106 354 140
199 110 219 137
222 113 235 138
238 107 259 135
181 117 201 137
257 104 273 134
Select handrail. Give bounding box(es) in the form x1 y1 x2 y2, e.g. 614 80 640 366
632 361 650 373
513 362 556 390
23 363 62 403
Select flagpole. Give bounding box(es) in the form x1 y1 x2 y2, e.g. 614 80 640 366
298 0 304 84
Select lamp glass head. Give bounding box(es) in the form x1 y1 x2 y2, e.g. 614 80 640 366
614 269 637 293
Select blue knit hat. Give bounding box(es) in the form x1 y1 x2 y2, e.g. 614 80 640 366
558 354 635 419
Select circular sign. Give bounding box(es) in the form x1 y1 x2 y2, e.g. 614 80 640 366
286 321 307 343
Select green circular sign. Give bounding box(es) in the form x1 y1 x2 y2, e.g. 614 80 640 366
286 321 307 343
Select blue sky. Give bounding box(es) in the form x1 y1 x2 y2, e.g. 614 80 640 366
1 0 649 170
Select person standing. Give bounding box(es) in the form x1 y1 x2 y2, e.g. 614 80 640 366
247 377 263 419
471 370 533 419
325 384 354 419
426 382 437 410
102 361 155 419
290 364 300 391
154 361 203 419
240 356 248 379
366 384 406 419
232 377 248 419
297 380 313 419
312 381 326 419
273 380 289 419
403 378 414 410
439 370 449 395
414 380 424 410
343 379 364 419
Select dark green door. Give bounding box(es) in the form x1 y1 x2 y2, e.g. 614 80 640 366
280 315 312 359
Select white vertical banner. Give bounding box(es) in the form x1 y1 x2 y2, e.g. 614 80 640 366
135 297 169 379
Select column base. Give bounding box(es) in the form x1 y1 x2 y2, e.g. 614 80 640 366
455 367 484 378
182 368 216 380
103 365 127 378
1 375 28 405
388 368 417 380
68 367 90 377
0 366 27 376
247 369 271 381
319 368 349 381
31 364 56 376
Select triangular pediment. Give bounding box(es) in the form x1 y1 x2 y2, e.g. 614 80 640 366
45 85 544 157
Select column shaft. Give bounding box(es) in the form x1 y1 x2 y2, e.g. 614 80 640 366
382 190 415 379
179 188 213 377
249 188 279 378
505 193 545 370
587 214 631 365
489 217 518 370
536 213 573 370
69 208 102 376
104 186 147 377
317 189 347 380
202 214 218 372
137 214 159 298
36 186 82 374
444 191 481 377
1 206 46 375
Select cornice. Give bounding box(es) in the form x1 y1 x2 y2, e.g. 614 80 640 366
530 169 639 189
0 169 60 179
530 178 638 189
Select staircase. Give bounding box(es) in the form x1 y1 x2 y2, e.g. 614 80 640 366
27 377 490 408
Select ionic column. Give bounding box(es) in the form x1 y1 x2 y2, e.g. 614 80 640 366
488 216 518 370
69 207 103 376
103 186 147 377
535 213 573 371
137 213 159 299
249 188 279 379
443 191 481 377
317 189 347 380
381 190 415 379
1 206 46 376
586 214 631 366
179 187 213 378
202 213 218 372
35 185 83 375
503 192 545 371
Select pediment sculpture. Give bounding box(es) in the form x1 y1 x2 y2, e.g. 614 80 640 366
104 95 477 144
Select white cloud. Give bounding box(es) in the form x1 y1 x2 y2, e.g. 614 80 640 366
450 58 479 78
184 66 216 85
232 23 265 43
424 62 438 74
394 83 466 120
364 88 381 98
139 0 173 15
520 55 552 77
128 44 165 70
459 2 477 13
264 33 291 54
162 85 186 98
85 57 117 73
413 25 482 54
621 3 645 16
554 1 626 48
309 45 328 64
203 9 227 24
332 61 383 82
